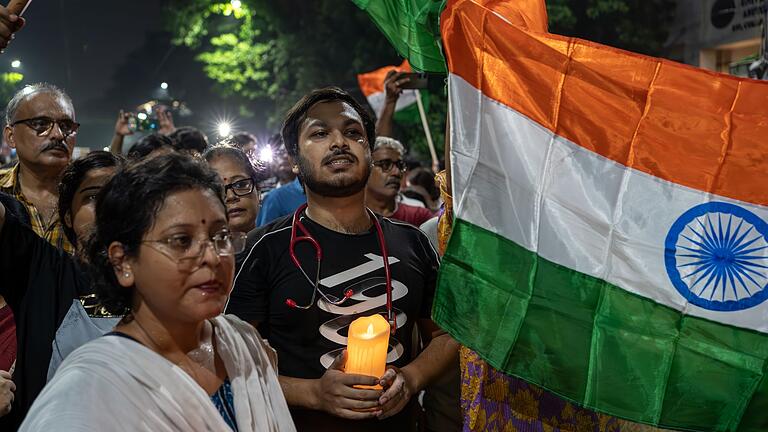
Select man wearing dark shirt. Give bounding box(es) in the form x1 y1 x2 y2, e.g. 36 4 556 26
0 151 121 429
227 87 457 431
0 204 90 429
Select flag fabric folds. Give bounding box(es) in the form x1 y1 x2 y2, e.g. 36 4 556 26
431 1 768 431
351 0 447 73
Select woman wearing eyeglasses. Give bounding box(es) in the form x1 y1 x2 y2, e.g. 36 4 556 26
20 154 294 431
204 145 261 236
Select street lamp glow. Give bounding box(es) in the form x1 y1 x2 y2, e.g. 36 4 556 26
258 146 274 163
10 60 21 68
160 82 169 90
217 122 232 137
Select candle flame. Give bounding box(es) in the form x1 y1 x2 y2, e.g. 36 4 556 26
366 323 374 336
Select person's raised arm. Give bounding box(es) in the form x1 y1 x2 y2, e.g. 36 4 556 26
376 71 411 138
110 110 133 154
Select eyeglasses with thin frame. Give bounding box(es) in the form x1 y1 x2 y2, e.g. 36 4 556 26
224 178 257 197
11 116 81 137
141 230 246 272
372 158 407 173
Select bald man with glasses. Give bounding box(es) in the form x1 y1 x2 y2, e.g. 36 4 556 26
1 83 79 254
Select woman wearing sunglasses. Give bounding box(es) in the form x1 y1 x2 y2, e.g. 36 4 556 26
20 154 294 431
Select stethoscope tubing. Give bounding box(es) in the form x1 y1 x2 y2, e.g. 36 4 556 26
287 203 396 333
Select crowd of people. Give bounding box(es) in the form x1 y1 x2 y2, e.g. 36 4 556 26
0 7 459 431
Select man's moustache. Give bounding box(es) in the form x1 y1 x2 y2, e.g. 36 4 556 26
41 141 69 153
321 149 357 165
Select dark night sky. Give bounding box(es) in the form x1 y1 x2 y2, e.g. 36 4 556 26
6 0 252 150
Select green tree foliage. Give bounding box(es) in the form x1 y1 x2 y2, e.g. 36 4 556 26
168 0 446 158
547 0 676 56
168 0 674 159
0 72 24 107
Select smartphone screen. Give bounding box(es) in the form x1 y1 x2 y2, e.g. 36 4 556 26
400 73 429 89
128 113 158 132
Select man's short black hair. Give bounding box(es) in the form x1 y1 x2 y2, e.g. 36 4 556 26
281 87 375 158
126 134 175 160
169 126 209 154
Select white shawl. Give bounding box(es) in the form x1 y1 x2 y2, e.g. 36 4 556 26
20 315 296 432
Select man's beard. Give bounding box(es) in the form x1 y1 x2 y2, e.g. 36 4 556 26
296 150 371 198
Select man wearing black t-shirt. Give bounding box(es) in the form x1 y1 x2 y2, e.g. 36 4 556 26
227 87 458 431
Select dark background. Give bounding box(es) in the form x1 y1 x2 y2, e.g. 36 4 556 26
5 0 258 150
3 0 678 154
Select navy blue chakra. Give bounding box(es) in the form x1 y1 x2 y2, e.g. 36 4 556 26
665 202 768 312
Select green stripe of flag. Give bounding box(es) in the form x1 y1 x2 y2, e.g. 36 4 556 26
393 90 429 124
433 218 768 432
351 0 447 73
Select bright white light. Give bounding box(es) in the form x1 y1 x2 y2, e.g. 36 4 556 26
218 122 232 137
10 60 21 68
102 146 110 152
160 82 169 90
231 0 242 10
137 112 148 120
258 146 274 163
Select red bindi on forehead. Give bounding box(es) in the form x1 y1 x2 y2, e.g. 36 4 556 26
201 219 206 225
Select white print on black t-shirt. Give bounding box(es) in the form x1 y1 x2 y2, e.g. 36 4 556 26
316 253 408 369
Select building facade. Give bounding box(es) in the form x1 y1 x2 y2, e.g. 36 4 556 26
666 0 765 77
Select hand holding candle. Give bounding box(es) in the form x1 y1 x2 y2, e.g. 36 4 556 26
345 314 390 389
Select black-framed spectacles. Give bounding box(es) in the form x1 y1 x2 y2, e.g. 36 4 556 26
224 178 256 197
11 116 81 137
141 230 247 272
373 159 407 173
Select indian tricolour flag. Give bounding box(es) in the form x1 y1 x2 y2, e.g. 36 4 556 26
357 60 426 124
432 1 768 431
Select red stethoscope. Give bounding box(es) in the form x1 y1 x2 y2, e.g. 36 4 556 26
285 203 397 334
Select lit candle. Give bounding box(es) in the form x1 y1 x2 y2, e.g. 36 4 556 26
346 314 391 389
